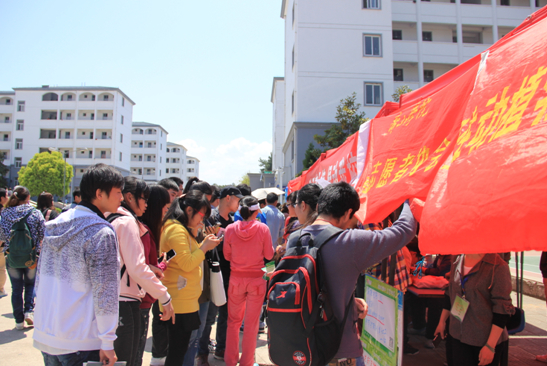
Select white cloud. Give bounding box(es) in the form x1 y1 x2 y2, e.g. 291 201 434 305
178 137 272 185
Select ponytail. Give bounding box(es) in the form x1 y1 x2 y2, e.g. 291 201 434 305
239 196 260 220
7 186 30 207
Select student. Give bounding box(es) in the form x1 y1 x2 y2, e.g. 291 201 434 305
37 191 59 221
234 184 267 225
0 187 10 299
168 176 184 196
159 178 181 202
224 196 274 366
294 183 322 227
260 193 285 249
210 185 221 209
285 182 417 366
135 185 172 366
160 191 221 366
0 186 45 330
62 189 82 212
32 164 123 366
108 177 174 366
183 177 213 201
195 186 243 366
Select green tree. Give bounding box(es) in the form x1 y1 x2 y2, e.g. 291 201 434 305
0 153 9 187
303 142 322 170
239 173 250 186
313 92 369 152
392 85 413 103
258 153 272 172
18 151 73 198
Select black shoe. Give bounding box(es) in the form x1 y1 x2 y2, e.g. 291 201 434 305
213 349 225 360
404 345 419 355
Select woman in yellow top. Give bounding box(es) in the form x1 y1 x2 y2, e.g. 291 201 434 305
160 190 220 366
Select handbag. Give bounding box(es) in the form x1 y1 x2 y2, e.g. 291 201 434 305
210 248 227 306
507 307 525 335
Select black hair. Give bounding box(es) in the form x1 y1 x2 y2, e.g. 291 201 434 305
80 164 124 202
287 190 298 204
266 192 278 204
211 185 221 201
158 178 179 192
239 196 260 220
72 189 81 199
317 182 360 219
37 191 54 211
163 190 211 235
236 183 251 196
281 204 288 214
140 185 171 254
122 176 150 207
183 177 212 196
296 183 322 211
7 185 30 207
168 176 184 188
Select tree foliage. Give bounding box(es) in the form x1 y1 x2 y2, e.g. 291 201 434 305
392 85 413 103
0 153 9 187
239 173 250 186
303 142 322 170
258 153 273 172
18 152 73 198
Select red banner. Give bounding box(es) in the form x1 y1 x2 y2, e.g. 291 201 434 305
354 56 481 224
419 8 547 254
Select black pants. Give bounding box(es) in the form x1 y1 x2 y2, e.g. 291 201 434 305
450 338 509 366
165 312 201 366
152 301 169 358
114 301 141 366
409 294 444 339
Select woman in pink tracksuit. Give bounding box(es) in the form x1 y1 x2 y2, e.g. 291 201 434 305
224 196 274 366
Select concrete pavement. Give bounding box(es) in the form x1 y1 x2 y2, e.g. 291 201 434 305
0 291 546 366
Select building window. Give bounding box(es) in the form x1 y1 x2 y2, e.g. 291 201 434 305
292 45 295 69
122 98 125 107
292 91 295 115
501 0 510 5
15 138 23 150
392 30 402 40
160 143 162 150
364 83 383 106
363 35 382 56
422 31 433 42
17 101 25 112
15 157 22 168
65 131 71 139
3 134 8 141
160 157 162 163
121 115 124 125
166 158 170 163
67 94 73 101
120 134 123 143
188 168 195 173
292 2 295 26
394 69 404 81
16 120 24 131
64 151 69 158
166 168 169 174
363 0 381 9
424 70 434 82
120 152 122 161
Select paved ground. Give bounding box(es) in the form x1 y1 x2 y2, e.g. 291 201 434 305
0 291 546 366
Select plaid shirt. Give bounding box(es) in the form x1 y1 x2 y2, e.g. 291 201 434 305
362 222 411 293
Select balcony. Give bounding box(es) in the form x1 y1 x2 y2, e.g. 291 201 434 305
41 111 58 120
497 6 534 26
393 40 419 62
0 104 13 113
462 43 490 59
394 81 421 92
96 115 113 121
392 0 417 22
78 111 95 120
0 141 11 150
420 2 458 24
422 42 459 63
460 4 494 24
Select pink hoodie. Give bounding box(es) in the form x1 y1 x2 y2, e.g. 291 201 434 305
224 220 274 278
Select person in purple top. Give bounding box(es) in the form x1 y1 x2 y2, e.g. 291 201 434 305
286 182 417 366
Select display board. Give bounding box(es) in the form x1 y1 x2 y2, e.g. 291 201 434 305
361 275 403 366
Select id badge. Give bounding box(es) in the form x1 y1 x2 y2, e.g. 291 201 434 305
451 295 470 322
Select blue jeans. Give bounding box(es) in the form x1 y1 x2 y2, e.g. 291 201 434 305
198 301 218 355
183 301 210 366
7 265 36 323
42 350 100 366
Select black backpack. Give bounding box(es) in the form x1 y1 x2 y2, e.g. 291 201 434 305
266 225 353 366
6 210 36 268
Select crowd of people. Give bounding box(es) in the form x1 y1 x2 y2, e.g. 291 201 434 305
0 162 534 366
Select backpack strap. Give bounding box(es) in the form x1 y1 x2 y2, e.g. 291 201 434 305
107 213 139 290
310 225 343 250
45 210 52 221
106 213 124 224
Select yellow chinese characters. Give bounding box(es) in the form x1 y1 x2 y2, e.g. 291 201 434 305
388 98 431 134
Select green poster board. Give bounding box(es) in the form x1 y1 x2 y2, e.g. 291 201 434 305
361 275 403 366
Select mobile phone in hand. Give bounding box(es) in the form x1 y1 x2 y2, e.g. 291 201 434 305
433 335 442 348
158 249 176 263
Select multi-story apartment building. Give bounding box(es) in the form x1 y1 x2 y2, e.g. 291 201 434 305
272 0 544 187
0 86 134 193
130 122 168 184
166 142 188 183
186 156 200 178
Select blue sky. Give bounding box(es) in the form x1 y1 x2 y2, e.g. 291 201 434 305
0 0 284 185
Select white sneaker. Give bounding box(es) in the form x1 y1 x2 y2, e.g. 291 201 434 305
0 289 7 298
150 356 166 366
15 322 24 330
24 312 34 326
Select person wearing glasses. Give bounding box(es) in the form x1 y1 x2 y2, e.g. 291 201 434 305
107 176 174 366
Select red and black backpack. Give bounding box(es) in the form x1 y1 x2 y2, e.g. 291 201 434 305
266 225 354 366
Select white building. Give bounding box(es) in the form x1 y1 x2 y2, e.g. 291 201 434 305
0 86 134 195
130 122 169 184
166 142 188 183
272 0 544 187
186 156 200 179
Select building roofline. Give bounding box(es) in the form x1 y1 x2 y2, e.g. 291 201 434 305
132 121 169 134
167 141 187 150
12 86 136 105
0 91 15 95
271 77 285 103
187 156 200 162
